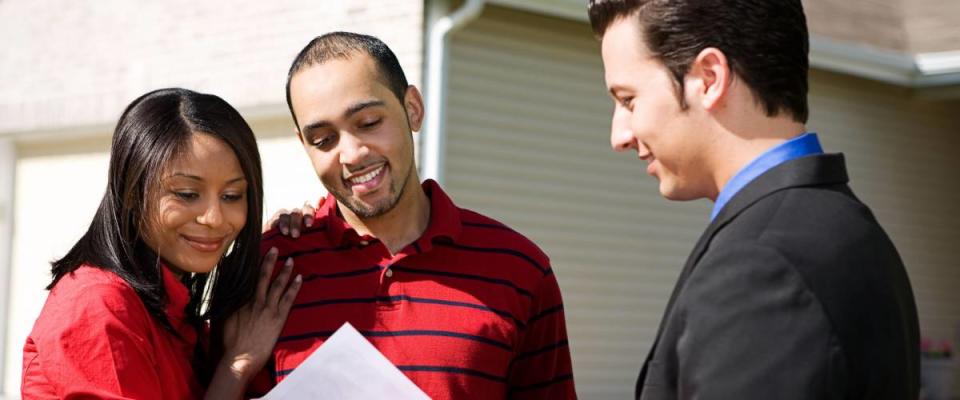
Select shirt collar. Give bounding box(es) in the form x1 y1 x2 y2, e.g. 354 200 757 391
711 132 824 221
160 265 191 320
323 179 461 247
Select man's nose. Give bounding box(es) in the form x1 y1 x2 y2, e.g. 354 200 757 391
610 107 636 152
338 134 370 166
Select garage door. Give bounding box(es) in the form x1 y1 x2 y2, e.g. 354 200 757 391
444 7 709 398
444 5 960 399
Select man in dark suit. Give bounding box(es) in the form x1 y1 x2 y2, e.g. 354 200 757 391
586 0 920 398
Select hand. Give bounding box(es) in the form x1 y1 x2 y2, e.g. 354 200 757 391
219 247 301 382
263 200 320 238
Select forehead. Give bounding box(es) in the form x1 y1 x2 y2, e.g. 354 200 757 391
600 17 656 83
289 55 395 119
166 133 240 171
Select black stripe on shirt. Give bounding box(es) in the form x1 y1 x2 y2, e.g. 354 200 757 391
390 265 533 298
277 364 509 383
509 373 574 393
290 295 525 328
281 244 355 259
399 365 507 383
277 329 513 351
514 339 569 361
302 265 384 282
527 304 564 325
434 242 549 275
462 221 517 234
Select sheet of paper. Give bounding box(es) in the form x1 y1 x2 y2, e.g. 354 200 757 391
255 322 430 400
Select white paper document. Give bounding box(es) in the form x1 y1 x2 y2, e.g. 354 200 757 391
256 322 431 400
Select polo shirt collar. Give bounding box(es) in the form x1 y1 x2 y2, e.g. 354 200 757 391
161 265 191 320
322 179 462 247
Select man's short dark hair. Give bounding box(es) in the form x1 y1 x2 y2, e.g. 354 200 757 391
285 32 409 130
588 0 809 123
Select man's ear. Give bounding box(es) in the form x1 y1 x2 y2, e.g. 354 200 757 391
688 47 731 112
403 85 425 132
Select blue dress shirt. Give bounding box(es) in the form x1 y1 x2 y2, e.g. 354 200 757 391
711 132 824 221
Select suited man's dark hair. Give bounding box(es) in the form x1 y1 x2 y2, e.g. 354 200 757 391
284 31 409 130
588 0 810 123
50 88 264 376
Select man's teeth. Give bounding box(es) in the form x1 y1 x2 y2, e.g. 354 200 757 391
349 165 384 184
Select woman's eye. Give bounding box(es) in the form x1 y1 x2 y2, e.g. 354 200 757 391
619 97 634 110
174 191 199 201
222 193 244 202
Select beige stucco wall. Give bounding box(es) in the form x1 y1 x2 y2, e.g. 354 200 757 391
0 1 425 397
804 0 960 54
0 0 424 135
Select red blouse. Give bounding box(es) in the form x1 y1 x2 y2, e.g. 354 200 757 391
21 265 202 399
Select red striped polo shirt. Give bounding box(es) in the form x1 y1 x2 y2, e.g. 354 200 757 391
249 180 576 399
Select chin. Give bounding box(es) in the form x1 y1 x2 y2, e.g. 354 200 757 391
659 181 700 202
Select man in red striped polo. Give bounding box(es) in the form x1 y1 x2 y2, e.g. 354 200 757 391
248 32 576 399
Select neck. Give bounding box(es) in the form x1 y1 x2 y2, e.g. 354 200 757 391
708 116 807 201
339 176 431 255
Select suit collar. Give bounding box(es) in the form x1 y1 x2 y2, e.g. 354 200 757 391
685 153 848 287
711 153 848 229
638 153 849 392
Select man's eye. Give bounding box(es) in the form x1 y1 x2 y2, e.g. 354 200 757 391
360 118 382 129
174 191 199 201
312 137 331 148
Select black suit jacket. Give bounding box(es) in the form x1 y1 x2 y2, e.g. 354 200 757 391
636 154 920 399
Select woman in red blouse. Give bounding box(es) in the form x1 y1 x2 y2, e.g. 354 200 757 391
21 88 300 399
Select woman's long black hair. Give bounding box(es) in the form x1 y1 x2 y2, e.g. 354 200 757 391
49 88 264 383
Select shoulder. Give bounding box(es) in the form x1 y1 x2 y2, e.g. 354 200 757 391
457 208 551 269
37 265 150 333
715 183 894 270
261 218 336 255
48 265 141 304
730 183 879 239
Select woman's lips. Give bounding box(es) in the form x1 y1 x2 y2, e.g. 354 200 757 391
181 234 226 252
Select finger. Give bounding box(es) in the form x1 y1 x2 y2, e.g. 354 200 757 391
256 247 279 302
278 274 303 317
289 209 303 238
264 208 288 233
278 213 292 236
302 201 316 228
267 257 295 306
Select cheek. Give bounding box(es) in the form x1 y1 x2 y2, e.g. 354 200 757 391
143 202 189 251
154 201 190 235
226 202 248 233
308 151 339 179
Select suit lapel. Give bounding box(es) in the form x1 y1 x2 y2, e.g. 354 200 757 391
636 153 849 395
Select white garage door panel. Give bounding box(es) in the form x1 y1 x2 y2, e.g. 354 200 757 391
446 6 960 399
445 7 709 398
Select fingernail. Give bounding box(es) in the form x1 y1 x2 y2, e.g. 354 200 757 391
285 257 294 267
292 229 299 238
281 227 289 235
269 247 278 255
305 217 313 228
295 274 302 283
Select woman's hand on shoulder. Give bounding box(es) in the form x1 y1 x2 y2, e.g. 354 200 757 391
215 247 301 387
263 200 321 238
